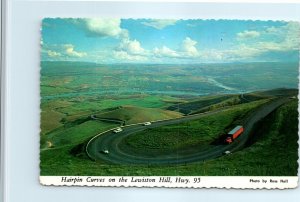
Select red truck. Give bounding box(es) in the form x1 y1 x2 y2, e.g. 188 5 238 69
225 125 244 144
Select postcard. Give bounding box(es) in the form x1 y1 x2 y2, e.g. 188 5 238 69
39 18 299 188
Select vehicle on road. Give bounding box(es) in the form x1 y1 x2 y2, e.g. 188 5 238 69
223 150 231 155
143 122 152 126
225 125 244 144
113 127 123 133
90 115 97 120
101 150 109 154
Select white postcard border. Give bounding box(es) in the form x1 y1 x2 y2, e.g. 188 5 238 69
40 176 298 189
3 1 300 202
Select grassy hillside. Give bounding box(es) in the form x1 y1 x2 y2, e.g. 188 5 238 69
40 120 118 149
40 100 72 134
166 88 297 116
119 99 268 156
166 94 233 114
40 98 298 176
173 99 298 176
94 105 183 124
166 93 266 115
250 88 298 97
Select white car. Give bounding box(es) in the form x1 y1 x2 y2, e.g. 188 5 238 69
101 150 109 154
223 150 231 155
113 127 123 133
143 122 152 126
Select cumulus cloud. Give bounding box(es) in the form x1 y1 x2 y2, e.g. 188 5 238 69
113 51 147 61
47 50 61 58
152 37 199 59
265 26 278 34
228 22 300 61
237 30 260 40
71 18 127 38
258 22 299 52
43 43 87 60
225 45 262 59
182 37 199 57
199 50 224 61
153 46 179 58
275 22 300 51
43 20 299 63
113 37 149 62
205 43 284 62
64 44 87 57
142 19 178 30
118 39 146 55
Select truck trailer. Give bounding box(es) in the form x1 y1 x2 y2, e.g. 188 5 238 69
225 125 244 144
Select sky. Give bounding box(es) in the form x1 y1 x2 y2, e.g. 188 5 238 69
41 18 300 63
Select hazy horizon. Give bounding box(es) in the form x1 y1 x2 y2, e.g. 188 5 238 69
41 61 298 100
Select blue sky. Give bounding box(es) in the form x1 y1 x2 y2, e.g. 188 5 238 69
41 18 299 63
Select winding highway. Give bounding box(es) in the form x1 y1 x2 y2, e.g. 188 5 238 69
86 97 290 165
